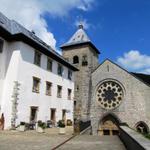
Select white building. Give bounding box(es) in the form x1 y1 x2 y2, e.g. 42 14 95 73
0 12 78 129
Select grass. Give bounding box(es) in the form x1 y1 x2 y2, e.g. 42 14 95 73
144 134 150 140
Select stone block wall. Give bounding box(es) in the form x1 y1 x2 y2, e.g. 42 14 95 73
91 60 150 135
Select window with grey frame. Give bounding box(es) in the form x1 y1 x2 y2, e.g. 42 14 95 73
0 39 4 53
47 58 53 71
57 64 63 76
57 85 62 98
32 77 40 93
34 51 41 66
46 81 52 96
68 89 72 100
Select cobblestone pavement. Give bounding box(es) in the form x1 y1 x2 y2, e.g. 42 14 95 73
0 130 126 150
0 130 72 150
58 135 126 150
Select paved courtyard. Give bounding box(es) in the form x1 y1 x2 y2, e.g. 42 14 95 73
57 135 126 150
0 130 72 150
0 130 126 150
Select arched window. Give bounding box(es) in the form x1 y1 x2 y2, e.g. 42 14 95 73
73 56 79 64
135 121 149 134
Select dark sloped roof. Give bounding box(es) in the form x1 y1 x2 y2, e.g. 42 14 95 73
131 72 150 85
0 12 78 71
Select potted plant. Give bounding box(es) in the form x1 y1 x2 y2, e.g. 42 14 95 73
19 122 26 131
58 120 66 134
37 120 46 133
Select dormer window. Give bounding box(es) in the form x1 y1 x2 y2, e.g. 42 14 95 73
82 55 88 66
73 56 79 64
0 39 4 53
47 58 53 71
57 64 63 76
34 51 41 66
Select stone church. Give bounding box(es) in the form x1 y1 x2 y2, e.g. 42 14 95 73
61 24 150 135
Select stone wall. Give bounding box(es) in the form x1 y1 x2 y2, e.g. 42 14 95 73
119 126 150 150
62 45 99 121
91 60 150 135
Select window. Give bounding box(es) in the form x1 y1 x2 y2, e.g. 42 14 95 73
46 81 52 96
82 55 88 66
47 58 53 71
73 56 79 64
62 109 66 122
74 101 77 108
68 89 72 100
57 64 63 76
57 85 62 98
68 70 72 80
50 108 56 125
30 107 38 122
34 51 41 66
32 77 40 93
0 39 4 53
76 85 79 91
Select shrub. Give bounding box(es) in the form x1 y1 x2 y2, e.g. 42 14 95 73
67 119 72 126
37 120 46 129
144 134 150 140
58 120 65 128
20 122 25 126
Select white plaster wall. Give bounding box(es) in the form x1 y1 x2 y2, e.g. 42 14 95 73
0 41 21 128
0 40 74 129
15 42 74 126
0 37 6 106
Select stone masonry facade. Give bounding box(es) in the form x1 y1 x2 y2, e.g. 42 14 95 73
61 25 150 135
62 45 98 121
91 60 150 135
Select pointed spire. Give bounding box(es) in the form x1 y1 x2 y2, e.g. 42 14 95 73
60 22 100 54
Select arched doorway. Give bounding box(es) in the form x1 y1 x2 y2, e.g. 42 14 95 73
98 113 120 136
135 121 149 134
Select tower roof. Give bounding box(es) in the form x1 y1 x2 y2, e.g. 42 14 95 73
67 24 90 44
60 24 100 54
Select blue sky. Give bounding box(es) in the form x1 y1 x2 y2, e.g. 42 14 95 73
45 0 150 56
0 0 150 74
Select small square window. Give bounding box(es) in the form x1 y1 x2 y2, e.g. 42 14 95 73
68 89 72 100
68 70 72 80
57 64 63 76
32 77 40 93
57 85 62 98
0 39 4 53
46 81 52 96
47 58 53 71
34 51 41 66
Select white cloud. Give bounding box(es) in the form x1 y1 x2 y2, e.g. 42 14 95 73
0 0 94 49
117 50 150 74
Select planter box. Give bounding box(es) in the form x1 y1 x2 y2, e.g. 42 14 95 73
37 127 44 133
59 127 66 134
19 125 25 132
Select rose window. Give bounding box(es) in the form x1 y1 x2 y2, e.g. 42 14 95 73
96 81 123 110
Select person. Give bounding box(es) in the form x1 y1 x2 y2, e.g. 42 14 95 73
0 113 5 130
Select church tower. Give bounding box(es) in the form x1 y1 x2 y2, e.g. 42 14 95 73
61 24 100 123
